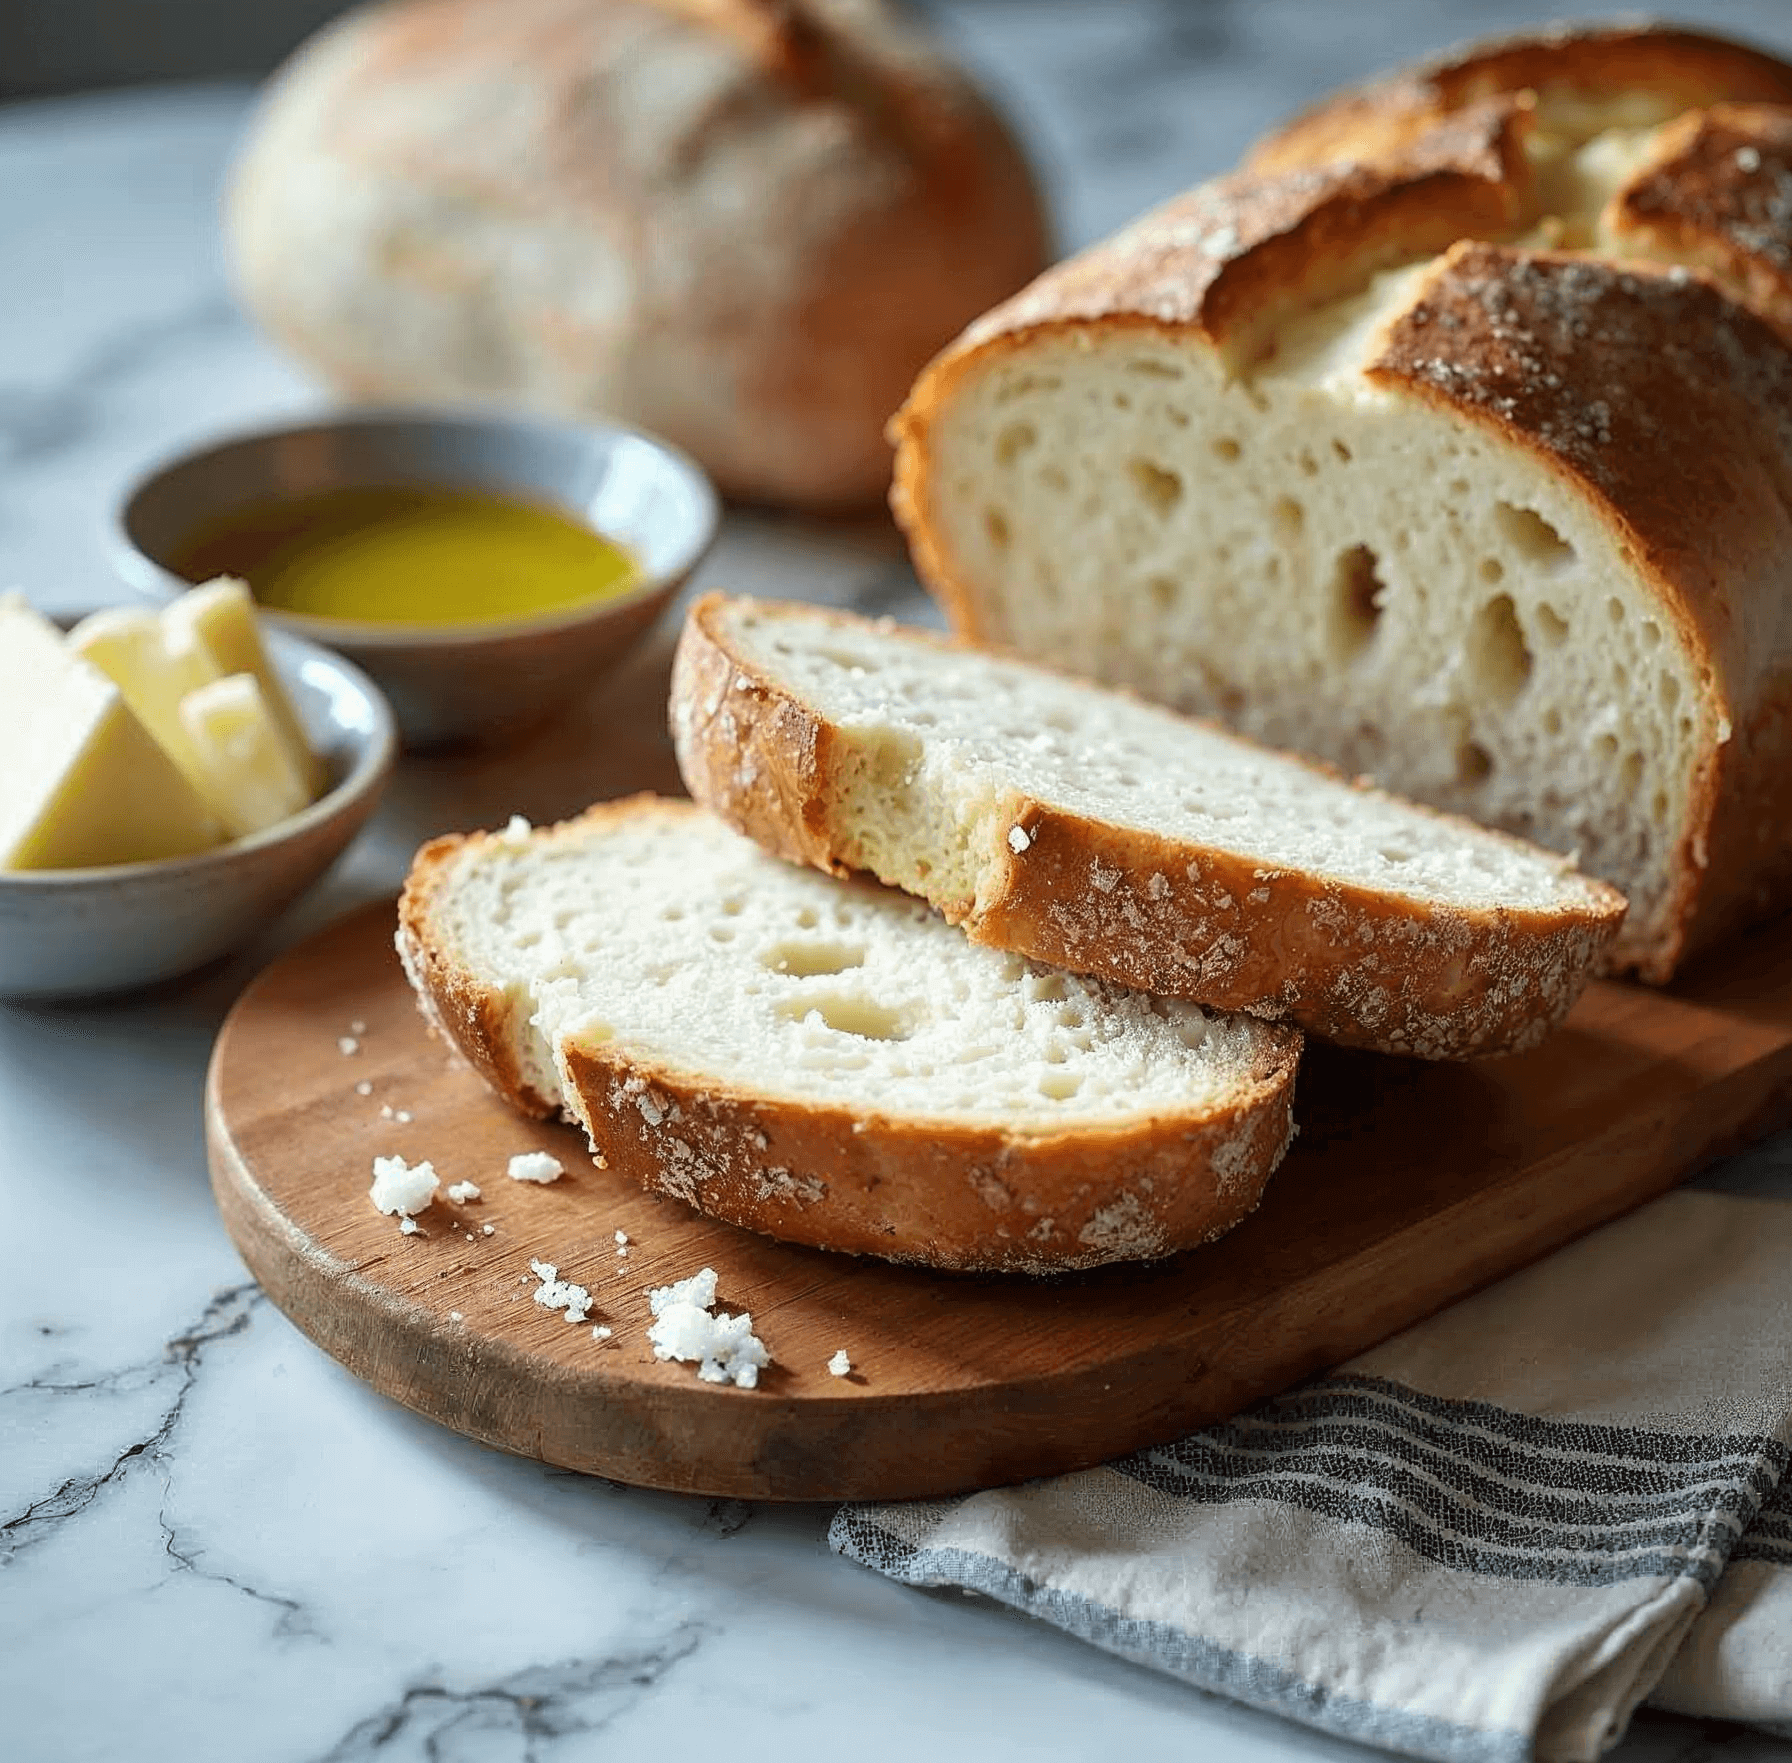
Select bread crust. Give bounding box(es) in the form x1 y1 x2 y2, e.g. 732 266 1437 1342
671 595 1626 1059
1247 22 1792 175
227 0 1049 509
889 23 1792 983
395 798 1299 1273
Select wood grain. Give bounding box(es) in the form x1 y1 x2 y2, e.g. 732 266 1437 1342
207 900 1792 1501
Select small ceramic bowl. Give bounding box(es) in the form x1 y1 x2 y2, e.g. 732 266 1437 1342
114 409 720 748
0 620 396 1001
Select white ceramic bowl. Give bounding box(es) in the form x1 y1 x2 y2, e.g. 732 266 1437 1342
114 408 720 748
0 620 396 1001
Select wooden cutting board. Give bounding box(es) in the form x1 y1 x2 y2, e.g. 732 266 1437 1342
207 899 1792 1501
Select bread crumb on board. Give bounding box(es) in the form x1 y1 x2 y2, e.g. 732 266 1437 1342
400 1217 421 1235
350 1019 367 1035
592 1324 613 1342
355 1080 373 1097
337 1035 360 1056
646 1268 770 1389
509 1151 563 1184
529 1258 593 1324
446 1180 481 1203
370 1153 437 1218
828 1349 852 1378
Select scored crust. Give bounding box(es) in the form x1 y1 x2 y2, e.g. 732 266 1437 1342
395 797 1301 1274
670 595 1626 1060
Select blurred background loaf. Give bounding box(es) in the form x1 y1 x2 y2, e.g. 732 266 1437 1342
223 0 1051 509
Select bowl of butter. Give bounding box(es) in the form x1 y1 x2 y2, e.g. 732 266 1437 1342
0 582 395 1000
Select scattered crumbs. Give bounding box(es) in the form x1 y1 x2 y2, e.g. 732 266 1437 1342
592 1325 613 1342
646 1267 771 1389
1008 824 1032 853
482 1224 495 1236
350 1019 367 1035
449 1310 463 1322
355 1080 373 1097
446 1180 481 1203
828 1349 852 1378
530 1258 593 1324
400 1218 421 1236
497 813 532 845
395 1110 413 1125
1738 145 1763 172
369 1153 438 1218
593 1153 609 1169
509 1151 564 1184
615 1230 629 1246
338 1036 360 1057
380 1104 395 1120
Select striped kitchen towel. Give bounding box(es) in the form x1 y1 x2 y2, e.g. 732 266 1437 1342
831 1190 1792 1762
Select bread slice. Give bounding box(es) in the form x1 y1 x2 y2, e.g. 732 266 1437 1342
671 595 1626 1059
396 797 1300 1273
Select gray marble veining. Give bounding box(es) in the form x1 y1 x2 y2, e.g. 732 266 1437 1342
6 6 1792 1759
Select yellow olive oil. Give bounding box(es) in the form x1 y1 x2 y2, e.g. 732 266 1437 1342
166 486 639 627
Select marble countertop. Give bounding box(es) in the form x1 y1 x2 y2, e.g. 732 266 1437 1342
6 5 1792 1759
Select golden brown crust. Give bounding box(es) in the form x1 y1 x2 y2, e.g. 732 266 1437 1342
1607 103 1792 340
671 594 1627 1058
1248 22 1792 175
395 797 1300 1273
559 1032 1298 1274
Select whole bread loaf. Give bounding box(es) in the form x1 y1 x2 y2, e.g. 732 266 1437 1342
889 22 1792 982
228 0 1048 509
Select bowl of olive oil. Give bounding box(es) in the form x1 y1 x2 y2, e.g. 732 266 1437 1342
115 410 719 747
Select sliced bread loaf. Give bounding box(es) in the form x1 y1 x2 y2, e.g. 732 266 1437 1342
396 797 1300 1273
671 595 1626 1059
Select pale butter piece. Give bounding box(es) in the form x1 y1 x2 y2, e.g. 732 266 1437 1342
178 673 313 839
163 578 323 795
67 605 220 790
0 597 222 869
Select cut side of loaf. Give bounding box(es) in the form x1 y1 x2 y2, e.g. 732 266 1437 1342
891 24 1792 983
396 797 1300 1273
671 595 1626 1059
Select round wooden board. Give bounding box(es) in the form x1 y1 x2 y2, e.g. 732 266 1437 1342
207 899 1792 1501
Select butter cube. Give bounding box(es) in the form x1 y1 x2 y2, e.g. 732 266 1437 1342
0 597 222 869
163 578 322 795
67 605 221 792
178 673 312 839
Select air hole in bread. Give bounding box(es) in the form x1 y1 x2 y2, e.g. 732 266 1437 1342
984 507 1011 549
709 925 735 943
1380 847 1412 864
780 994 914 1042
1043 709 1077 733
1458 740 1494 784
1113 392 1132 410
1449 478 1469 497
1535 603 1569 646
1659 672 1680 710
1041 465 1069 493
996 422 1037 466
661 905 684 921
1127 358 1183 380
1606 596 1626 625
995 372 1061 405
1129 459 1184 514
1147 574 1179 610
1652 788 1669 821
723 896 745 916
1056 1006 1086 1030
1622 751 1644 792
1466 593 1533 703
765 941 866 977
1297 448 1317 477
1642 619 1663 649
1272 496 1304 539
1543 707 1563 735
1493 502 1575 571
1331 439 1353 463
1596 733 1620 761
1038 1072 1083 1101
795 907 819 929
1211 437 1241 462
1327 543 1386 659
1478 557 1504 585
1027 974 1069 1003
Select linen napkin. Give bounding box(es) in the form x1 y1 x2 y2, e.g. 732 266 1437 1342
831 1189 1792 1761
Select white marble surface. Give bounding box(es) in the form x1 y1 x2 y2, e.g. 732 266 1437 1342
6 7 1792 1759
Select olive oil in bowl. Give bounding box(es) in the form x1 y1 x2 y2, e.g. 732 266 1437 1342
166 485 640 628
